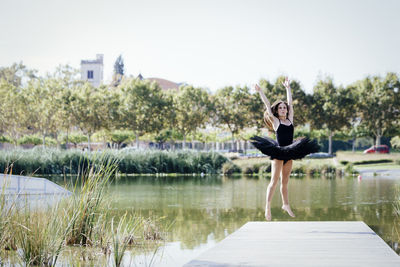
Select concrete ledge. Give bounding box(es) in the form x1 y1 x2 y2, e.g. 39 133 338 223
0 174 71 195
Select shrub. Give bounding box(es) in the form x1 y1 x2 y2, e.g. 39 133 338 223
18 135 42 145
391 136 400 149
242 165 256 175
344 163 357 175
222 161 241 175
258 163 271 175
0 135 13 144
321 164 336 175
45 137 57 146
292 164 307 176
64 133 88 146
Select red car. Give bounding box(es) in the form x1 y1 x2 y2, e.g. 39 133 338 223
363 145 389 154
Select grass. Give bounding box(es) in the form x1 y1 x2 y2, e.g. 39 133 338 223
336 151 400 172
353 163 400 170
336 151 400 164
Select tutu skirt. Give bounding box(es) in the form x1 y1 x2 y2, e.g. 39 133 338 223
250 136 319 161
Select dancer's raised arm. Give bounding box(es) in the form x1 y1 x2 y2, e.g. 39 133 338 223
282 77 294 121
255 84 273 115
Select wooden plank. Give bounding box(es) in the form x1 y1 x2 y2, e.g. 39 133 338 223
184 221 400 267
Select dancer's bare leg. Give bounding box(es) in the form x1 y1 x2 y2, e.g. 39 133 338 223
280 160 295 217
265 159 283 221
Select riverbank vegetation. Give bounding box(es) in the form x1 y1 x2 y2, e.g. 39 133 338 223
229 151 400 177
0 148 227 175
1 148 399 177
0 157 166 266
229 157 342 177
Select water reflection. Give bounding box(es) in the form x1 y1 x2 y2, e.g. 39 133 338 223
108 175 399 256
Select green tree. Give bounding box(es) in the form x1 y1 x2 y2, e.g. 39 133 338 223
22 78 67 146
310 77 356 154
171 85 212 148
112 55 125 87
111 130 134 149
119 79 170 148
51 64 81 88
355 73 400 146
391 136 400 149
47 65 83 148
0 62 37 87
0 80 25 143
68 83 110 150
213 86 253 151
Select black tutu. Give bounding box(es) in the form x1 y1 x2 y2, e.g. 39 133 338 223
250 136 319 161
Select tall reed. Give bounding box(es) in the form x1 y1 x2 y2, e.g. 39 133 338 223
0 147 228 175
66 154 119 246
111 212 142 267
13 199 75 266
0 174 16 261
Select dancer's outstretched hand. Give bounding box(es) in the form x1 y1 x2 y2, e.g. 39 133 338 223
255 84 262 92
282 77 291 90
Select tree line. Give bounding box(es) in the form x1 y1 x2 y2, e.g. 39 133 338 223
0 62 399 153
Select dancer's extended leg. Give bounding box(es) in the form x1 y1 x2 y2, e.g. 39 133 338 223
265 159 283 220
280 160 295 217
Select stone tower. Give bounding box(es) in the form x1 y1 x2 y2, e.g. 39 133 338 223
80 54 104 87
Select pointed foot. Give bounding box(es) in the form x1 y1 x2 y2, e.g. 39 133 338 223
282 204 296 218
265 207 272 221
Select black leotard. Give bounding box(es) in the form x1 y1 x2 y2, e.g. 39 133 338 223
276 119 293 146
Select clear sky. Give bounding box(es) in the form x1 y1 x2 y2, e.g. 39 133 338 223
1 0 399 93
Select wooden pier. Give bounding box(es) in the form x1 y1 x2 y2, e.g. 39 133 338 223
184 221 400 267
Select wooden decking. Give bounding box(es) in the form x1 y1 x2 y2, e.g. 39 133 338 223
184 221 400 267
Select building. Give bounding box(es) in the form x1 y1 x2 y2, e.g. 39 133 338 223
80 54 104 87
137 73 185 91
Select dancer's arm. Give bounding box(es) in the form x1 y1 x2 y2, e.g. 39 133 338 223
282 77 294 121
255 84 272 115
255 84 279 126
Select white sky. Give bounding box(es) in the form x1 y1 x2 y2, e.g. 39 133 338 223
1 0 399 93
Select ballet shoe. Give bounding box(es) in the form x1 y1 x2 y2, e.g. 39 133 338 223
282 205 295 218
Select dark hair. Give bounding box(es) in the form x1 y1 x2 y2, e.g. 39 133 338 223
264 100 290 130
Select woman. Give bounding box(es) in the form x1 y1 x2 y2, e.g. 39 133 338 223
251 78 319 221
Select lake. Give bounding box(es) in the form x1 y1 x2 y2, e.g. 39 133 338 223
95 173 400 266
